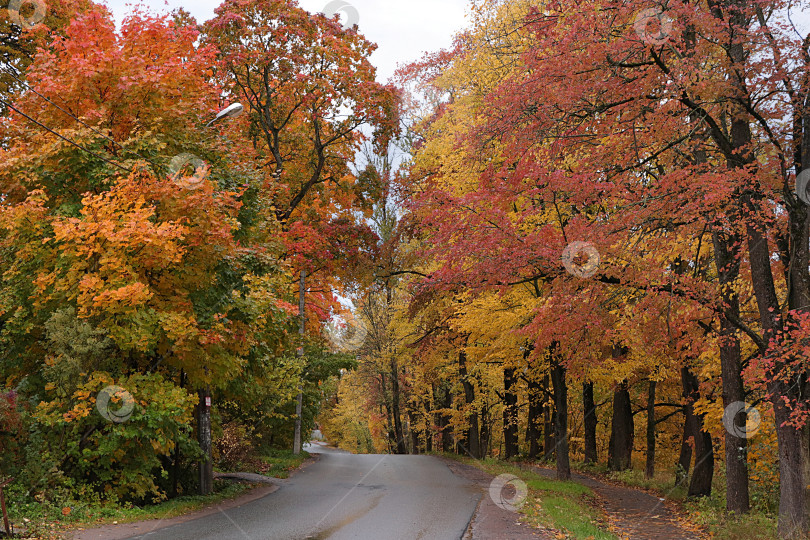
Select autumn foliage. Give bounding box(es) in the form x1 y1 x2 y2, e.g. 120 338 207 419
6 0 810 537
0 0 392 512
320 0 810 538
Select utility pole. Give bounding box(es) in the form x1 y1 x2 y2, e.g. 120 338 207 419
196 103 242 495
197 385 213 494
293 269 305 454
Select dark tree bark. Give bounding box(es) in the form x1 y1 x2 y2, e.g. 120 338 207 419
430 383 440 452
550 353 570 480
458 350 481 458
527 374 543 459
197 387 213 495
583 381 598 465
682 7 750 514
645 380 656 480
682 366 713 497
479 402 491 457
380 373 395 453
608 380 634 471
543 372 554 461
503 367 519 459
425 411 433 453
744 183 809 534
390 357 406 454
436 383 453 452
706 3 807 531
675 412 692 487
712 233 750 513
408 409 420 454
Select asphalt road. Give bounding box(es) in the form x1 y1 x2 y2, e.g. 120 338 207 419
126 442 482 540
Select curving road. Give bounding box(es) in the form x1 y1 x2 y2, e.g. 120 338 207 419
126 442 482 540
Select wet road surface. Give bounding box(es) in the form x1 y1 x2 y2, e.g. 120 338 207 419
126 443 481 540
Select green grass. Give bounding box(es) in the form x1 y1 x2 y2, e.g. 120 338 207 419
8 480 253 539
440 454 617 539
215 447 310 479
259 448 309 479
685 494 777 540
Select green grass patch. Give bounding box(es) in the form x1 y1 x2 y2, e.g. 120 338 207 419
214 446 310 479
259 448 309 479
7 480 253 539
440 454 617 539
684 492 777 540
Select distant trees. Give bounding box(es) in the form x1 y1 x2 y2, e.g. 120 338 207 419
321 1 809 537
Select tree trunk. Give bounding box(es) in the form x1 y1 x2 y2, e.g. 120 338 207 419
746 181 809 536
608 380 634 471
503 367 519 459
430 384 439 452
645 380 656 480
527 375 542 459
746 204 808 533
425 415 433 453
682 366 713 497
711 232 750 513
583 381 598 465
380 373 395 453
435 383 453 452
550 353 570 480
773 381 808 537
459 350 480 458
408 409 420 454
293 270 305 455
390 357 406 454
480 402 491 458
421 396 431 453
543 372 554 461
644 381 655 480
719 1 807 529
197 386 213 495
675 412 692 487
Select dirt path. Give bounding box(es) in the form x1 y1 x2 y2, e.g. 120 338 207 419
527 464 705 540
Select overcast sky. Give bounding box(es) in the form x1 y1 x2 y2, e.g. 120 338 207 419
100 0 470 82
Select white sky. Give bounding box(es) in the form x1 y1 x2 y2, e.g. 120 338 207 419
100 0 471 82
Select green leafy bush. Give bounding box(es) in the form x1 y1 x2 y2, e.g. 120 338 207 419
30 372 200 503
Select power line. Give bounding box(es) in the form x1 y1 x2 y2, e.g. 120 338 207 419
0 96 133 173
0 63 162 171
0 65 233 175
0 63 123 150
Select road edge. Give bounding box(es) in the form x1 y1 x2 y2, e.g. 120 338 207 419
67 451 319 540
67 484 279 540
437 456 552 539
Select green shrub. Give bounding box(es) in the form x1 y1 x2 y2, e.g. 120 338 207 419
29 372 200 504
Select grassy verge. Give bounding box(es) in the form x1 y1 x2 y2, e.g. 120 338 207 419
7 480 253 539
257 448 310 479
573 463 778 540
215 447 310 479
440 454 617 539
684 494 777 540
